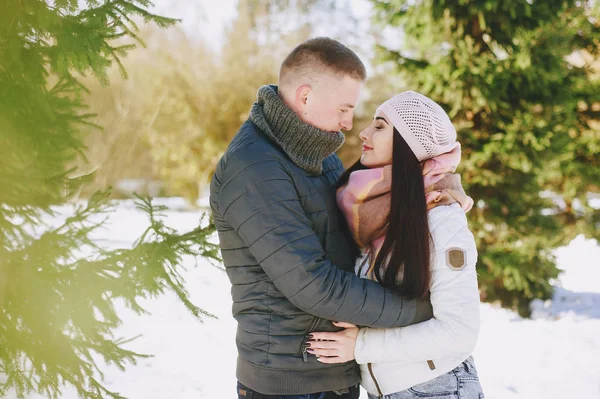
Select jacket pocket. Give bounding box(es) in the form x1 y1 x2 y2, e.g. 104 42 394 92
299 316 321 362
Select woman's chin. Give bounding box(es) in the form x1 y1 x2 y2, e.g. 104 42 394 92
360 154 372 167
360 155 388 169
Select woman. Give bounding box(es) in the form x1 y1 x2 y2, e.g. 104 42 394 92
306 91 484 399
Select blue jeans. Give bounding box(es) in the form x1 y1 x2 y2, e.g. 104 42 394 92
237 381 360 399
368 357 484 399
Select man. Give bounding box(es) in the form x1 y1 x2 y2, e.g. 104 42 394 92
210 37 433 399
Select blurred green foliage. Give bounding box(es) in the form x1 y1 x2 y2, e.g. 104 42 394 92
0 1 219 398
371 0 600 315
79 15 279 202
77 0 361 202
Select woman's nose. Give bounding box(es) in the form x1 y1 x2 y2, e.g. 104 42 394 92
359 129 369 141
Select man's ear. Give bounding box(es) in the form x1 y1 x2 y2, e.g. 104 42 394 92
296 84 312 110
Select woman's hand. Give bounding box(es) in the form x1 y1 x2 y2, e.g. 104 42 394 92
306 322 359 364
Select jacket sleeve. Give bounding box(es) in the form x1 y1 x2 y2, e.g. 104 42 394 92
217 153 432 328
354 212 480 363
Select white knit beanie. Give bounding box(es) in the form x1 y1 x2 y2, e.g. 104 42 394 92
377 90 459 162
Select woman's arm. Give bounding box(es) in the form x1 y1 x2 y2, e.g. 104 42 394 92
353 221 480 365
308 215 480 365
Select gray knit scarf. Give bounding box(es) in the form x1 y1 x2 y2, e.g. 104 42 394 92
248 85 345 175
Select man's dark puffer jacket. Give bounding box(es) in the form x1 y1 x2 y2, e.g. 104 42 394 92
209 120 433 395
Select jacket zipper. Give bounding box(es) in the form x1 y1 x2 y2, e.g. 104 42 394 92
367 363 384 398
300 316 321 362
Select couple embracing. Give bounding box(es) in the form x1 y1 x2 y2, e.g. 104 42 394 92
210 37 484 399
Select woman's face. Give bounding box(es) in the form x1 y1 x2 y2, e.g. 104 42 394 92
359 110 394 168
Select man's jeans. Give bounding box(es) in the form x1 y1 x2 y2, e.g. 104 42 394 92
237 382 360 399
367 356 484 399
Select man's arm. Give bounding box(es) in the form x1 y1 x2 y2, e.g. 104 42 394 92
216 153 432 328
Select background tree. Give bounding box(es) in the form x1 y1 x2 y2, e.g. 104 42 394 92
0 1 219 398
77 0 364 202
76 11 279 202
371 0 600 315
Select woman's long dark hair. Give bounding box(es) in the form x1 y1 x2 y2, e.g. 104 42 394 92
337 128 431 300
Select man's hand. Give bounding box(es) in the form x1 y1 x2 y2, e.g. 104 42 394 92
306 322 359 364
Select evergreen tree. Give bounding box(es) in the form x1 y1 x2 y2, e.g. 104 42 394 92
0 1 219 398
371 0 600 315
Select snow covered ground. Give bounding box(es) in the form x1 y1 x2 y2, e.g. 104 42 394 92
16 199 600 399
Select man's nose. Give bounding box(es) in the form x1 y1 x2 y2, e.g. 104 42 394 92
340 115 353 131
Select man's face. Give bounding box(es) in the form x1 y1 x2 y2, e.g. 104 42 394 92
298 74 363 133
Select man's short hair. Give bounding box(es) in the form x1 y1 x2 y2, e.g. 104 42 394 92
279 37 367 85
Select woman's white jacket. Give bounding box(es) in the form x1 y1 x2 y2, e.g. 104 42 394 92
355 203 481 396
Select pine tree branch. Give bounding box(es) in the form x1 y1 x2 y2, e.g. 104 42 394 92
1 1 217 397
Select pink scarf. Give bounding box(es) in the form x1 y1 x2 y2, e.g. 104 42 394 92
336 145 473 273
